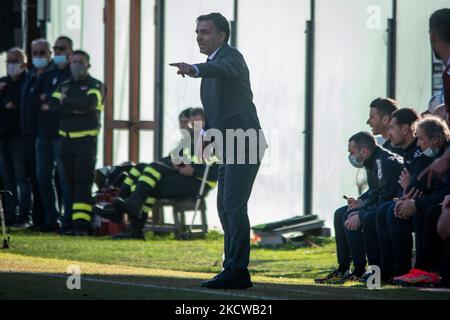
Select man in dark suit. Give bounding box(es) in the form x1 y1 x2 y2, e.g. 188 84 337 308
170 12 267 290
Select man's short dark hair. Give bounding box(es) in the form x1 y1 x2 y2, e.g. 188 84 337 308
191 107 205 118
72 50 90 63
430 9 450 43
56 36 74 49
197 13 230 43
370 98 399 118
179 108 193 121
349 132 377 151
392 108 420 127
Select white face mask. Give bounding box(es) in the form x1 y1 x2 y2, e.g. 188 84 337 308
7 63 24 78
422 147 440 158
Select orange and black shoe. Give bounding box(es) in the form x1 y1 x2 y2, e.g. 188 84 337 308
315 269 350 284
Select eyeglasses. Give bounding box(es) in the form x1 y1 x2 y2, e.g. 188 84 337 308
53 46 67 52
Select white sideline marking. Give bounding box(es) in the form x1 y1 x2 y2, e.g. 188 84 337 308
28 272 283 300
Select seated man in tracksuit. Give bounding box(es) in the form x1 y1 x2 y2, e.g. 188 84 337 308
98 108 219 240
316 132 403 284
390 116 450 286
376 108 423 282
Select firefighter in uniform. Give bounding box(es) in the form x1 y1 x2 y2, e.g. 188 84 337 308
98 108 219 240
46 50 104 235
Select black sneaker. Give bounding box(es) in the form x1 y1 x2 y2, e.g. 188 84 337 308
359 270 375 284
38 223 59 233
59 227 75 236
27 224 43 232
315 270 349 284
73 220 92 237
113 198 141 220
336 272 363 284
12 221 33 229
93 203 123 224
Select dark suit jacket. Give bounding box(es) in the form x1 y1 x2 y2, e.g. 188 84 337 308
195 44 262 134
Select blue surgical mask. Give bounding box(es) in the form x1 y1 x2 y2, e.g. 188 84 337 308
422 148 439 158
348 153 365 168
32 57 49 69
53 55 68 66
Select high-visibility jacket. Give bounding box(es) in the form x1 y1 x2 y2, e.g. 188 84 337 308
49 75 104 138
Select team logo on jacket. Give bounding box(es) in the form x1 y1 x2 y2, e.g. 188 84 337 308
80 86 88 91
376 159 383 179
414 149 422 159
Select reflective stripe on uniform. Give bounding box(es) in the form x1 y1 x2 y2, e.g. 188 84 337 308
144 166 162 180
59 129 99 138
142 198 156 213
138 175 156 188
86 88 104 112
130 168 141 178
72 213 92 221
73 203 92 212
142 206 152 213
52 91 62 99
196 177 217 189
124 177 134 186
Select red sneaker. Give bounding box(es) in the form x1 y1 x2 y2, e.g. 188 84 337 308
393 269 441 286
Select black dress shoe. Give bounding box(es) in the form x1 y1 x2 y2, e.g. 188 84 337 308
113 198 141 220
201 269 253 290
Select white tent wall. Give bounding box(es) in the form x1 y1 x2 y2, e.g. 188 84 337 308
236 0 310 229
312 0 391 230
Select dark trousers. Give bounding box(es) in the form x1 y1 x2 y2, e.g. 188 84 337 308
23 136 45 227
377 201 395 277
120 159 178 199
377 201 412 277
384 202 413 276
343 209 377 271
420 205 443 272
61 136 97 224
442 240 450 287
334 206 354 271
0 136 32 224
36 139 72 226
361 209 379 267
130 175 203 230
218 163 260 271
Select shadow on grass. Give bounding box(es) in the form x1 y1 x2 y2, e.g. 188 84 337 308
251 237 335 252
1 272 450 300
